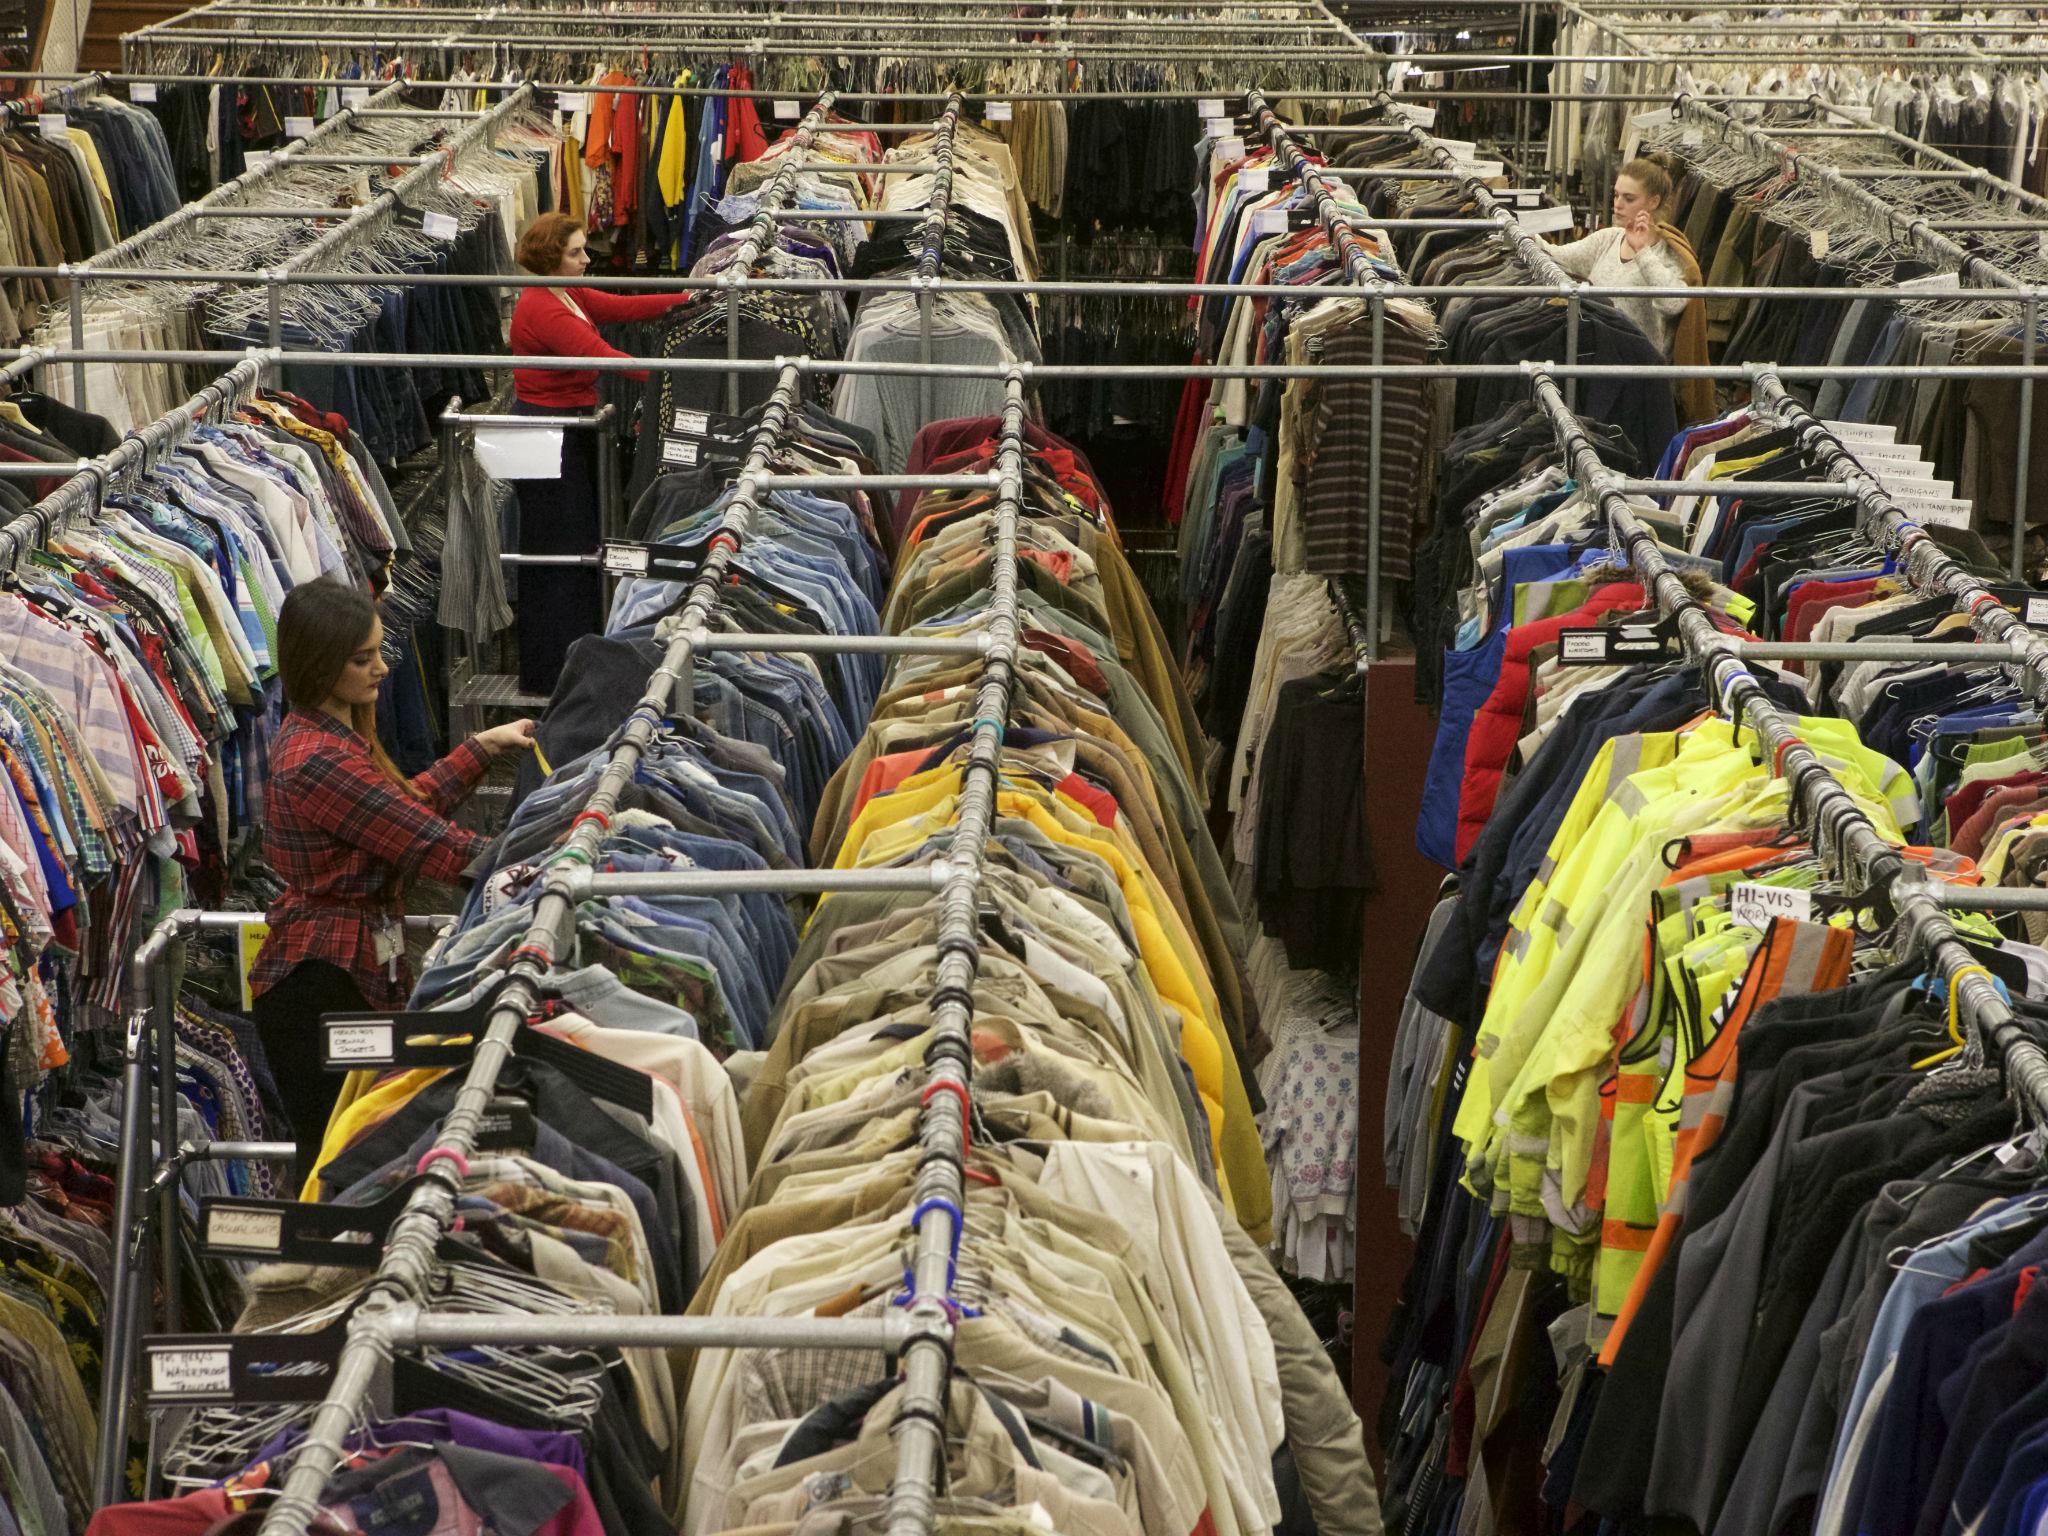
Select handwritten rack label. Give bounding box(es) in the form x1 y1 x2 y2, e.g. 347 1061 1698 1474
325 1021 394 1065
603 541 651 575
206 1205 284 1252
1732 883 1812 929
148 1345 232 1399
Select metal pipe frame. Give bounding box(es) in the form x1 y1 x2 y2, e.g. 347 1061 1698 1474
376 1306 916 1352
145 9 1353 38
1739 640 2030 663
0 70 1865 104
1938 887 2048 914
557 864 956 900
128 25 1378 59
50 344 2048 383
1526 364 2048 1124
442 403 617 431
36 260 2048 302
682 630 993 657
882 370 1027 1536
251 362 810 1536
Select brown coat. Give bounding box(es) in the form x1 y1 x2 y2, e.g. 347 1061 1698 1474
1660 221 1716 426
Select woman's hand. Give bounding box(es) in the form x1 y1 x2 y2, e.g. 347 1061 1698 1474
1622 208 1663 254
475 719 538 757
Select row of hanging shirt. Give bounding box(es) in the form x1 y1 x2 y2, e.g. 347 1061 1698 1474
0 93 182 346
0 373 412 1530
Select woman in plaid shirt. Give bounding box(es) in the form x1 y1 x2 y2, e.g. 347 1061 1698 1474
249 581 535 1182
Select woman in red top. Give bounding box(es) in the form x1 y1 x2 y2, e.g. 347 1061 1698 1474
506 212 697 693
250 581 535 1181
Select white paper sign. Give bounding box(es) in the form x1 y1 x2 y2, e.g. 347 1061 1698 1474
246 151 274 173
1217 136 1245 161
1518 205 1576 235
1900 271 1962 292
1884 476 1952 499
206 1206 284 1251
1499 188 1543 208
284 115 314 139
422 210 459 241
1855 441 1929 467
36 113 64 137
1434 136 1476 155
603 543 650 575
1254 206 1289 235
674 409 710 436
327 1022 394 1062
1394 104 1437 128
1559 632 1610 663
343 85 370 108
1462 158 1505 178
1204 117 1231 138
662 437 699 466
1197 98 1225 118
1823 420 1897 443
1899 495 1974 528
473 425 563 481
149 1346 231 1398
773 100 799 120
2024 596 2048 627
557 91 587 115
130 83 158 103
1239 165 1271 194
1732 883 1812 929
1632 107 1674 131
985 101 1013 122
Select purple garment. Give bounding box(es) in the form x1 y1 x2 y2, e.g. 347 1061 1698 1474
235 1406 588 1484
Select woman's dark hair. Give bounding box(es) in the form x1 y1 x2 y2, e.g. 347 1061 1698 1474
276 579 418 795
1619 154 1675 206
516 212 583 276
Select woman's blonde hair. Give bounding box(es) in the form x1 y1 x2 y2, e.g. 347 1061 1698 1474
1619 154 1675 206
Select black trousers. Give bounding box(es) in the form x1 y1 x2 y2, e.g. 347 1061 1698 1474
251 959 368 1189
511 400 605 694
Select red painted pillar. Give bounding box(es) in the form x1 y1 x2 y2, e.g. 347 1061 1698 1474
1351 657 1443 1474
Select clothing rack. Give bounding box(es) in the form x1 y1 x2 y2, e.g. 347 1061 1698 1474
912 91 964 423
1248 87 1424 652
1329 578 1374 673
883 371 1027 1536
245 361 808 1534
717 92 839 412
1524 367 2048 1126
1668 95 2034 294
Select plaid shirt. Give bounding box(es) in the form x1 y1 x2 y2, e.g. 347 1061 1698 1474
251 710 491 1009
